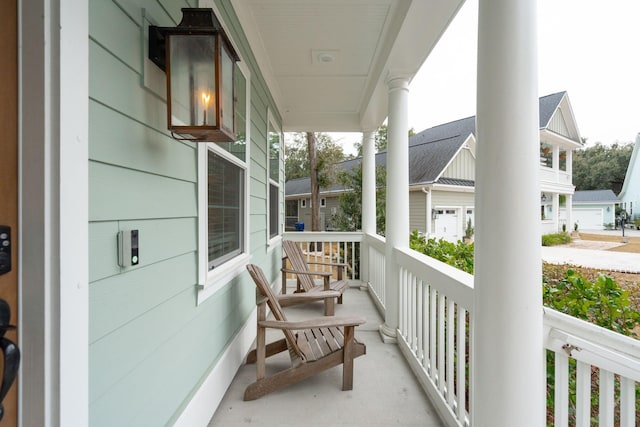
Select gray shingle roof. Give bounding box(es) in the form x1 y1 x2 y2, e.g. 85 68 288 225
539 91 566 129
285 93 566 196
573 189 619 203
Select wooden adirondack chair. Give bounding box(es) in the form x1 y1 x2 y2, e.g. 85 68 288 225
244 264 366 401
281 240 351 315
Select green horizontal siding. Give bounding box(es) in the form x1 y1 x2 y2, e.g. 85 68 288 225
88 0 283 424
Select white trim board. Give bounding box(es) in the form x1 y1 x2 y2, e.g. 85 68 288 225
173 308 257 426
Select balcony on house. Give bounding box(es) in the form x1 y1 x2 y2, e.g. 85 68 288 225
212 232 640 426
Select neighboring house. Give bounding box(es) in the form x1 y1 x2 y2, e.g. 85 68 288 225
618 133 640 221
286 92 582 241
559 189 619 230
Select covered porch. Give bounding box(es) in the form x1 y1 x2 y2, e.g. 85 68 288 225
212 233 640 426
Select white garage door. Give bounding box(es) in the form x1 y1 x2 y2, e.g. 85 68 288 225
434 209 459 241
573 208 603 231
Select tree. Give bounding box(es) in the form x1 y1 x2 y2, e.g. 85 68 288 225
331 164 386 235
285 132 346 231
572 142 633 194
284 132 346 181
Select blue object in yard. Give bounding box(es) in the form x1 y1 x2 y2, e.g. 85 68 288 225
294 222 304 231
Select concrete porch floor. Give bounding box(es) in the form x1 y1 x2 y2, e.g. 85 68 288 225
208 285 444 427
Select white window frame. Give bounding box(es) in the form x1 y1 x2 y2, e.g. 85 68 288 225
267 109 283 248
320 197 326 207
197 60 251 304
300 199 307 208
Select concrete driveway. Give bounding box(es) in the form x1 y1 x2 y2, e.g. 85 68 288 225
542 228 640 273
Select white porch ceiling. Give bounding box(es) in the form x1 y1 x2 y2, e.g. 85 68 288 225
231 0 466 132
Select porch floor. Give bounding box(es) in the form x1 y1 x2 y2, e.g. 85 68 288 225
208 285 444 426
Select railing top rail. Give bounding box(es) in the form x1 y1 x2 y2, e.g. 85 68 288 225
544 308 640 359
282 231 364 243
394 246 474 309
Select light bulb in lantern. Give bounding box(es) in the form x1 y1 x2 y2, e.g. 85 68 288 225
201 91 211 125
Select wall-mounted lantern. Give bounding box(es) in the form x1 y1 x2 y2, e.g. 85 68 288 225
149 8 239 142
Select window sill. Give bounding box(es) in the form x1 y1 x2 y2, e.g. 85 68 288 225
197 253 251 305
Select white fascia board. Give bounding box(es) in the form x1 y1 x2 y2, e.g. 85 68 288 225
618 134 640 199
540 129 582 149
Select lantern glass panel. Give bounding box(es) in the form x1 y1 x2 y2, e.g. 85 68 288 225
169 34 216 128
220 43 234 133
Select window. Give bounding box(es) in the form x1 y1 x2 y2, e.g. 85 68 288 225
208 151 244 268
268 116 282 240
320 198 326 207
301 199 307 208
198 61 250 303
559 148 567 171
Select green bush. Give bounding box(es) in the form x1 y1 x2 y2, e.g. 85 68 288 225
543 269 640 336
409 230 474 274
541 232 571 246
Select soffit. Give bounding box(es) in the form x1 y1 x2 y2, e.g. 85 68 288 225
232 0 465 132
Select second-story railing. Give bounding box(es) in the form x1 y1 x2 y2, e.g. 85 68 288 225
281 231 640 426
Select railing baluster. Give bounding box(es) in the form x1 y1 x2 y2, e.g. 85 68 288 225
400 268 407 337
417 280 424 363
411 273 417 351
423 284 430 370
446 299 455 407
456 307 466 420
575 361 591 427
430 289 437 378
619 377 635 427
554 351 569 427
598 369 615 427
438 294 445 394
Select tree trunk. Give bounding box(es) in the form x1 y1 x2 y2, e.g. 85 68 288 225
307 131 320 231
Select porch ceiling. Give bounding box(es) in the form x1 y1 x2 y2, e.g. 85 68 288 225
231 0 465 132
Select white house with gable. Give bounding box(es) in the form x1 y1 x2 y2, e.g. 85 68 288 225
619 133 640 222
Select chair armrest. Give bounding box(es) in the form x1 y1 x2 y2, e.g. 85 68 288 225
276 291 340 305
281 268 332 277
259 316 366 330
306 261 350 269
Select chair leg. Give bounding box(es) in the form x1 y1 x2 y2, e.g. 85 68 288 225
324 296 335 316
342 326 354 390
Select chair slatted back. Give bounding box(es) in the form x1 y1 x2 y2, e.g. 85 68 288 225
282 240 317 292
246 264 305 362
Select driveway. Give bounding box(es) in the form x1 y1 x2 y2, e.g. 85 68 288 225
541 228 640 273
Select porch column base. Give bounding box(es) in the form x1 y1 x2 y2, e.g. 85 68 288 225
378 323 398 344
359 281 370 292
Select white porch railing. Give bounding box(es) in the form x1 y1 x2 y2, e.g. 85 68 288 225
544 309 640 427
281 231 640 426
282 231 363 281
395 246 473 427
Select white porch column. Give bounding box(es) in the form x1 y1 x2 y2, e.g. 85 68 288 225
566 193 573 232
361 130 376 287
380 76 410 343
474 1 544 426
362 130 377 235
552 192 560 232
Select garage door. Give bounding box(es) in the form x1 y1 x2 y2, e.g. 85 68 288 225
434 209 458 241
573 208 603 231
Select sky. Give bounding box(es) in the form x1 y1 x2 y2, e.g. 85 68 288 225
328 0 640 155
